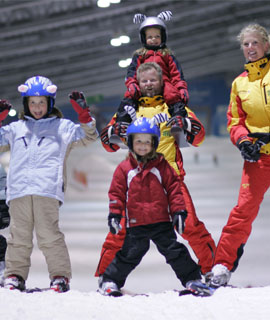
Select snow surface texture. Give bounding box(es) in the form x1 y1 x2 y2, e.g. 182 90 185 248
1 137 270 319
1 286 270 320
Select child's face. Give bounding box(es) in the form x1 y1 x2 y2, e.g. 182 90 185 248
28 96 48 119
145 27 161 46
133 133 153 156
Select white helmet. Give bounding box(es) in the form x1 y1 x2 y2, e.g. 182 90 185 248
133 11 172 48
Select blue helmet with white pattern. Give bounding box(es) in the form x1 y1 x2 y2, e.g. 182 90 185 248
127 117 160 151
18 76 57 115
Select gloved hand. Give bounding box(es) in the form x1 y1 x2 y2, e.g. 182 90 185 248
0 100 12 122
150 113 169 127
127 83 141 100
166 115 188 131
108 213 122 235
237 140 261 162
69 91 92 123
0 200 10 229
166 116 201 135
168 101 187 117
248 132 270 146
116 98 138 123
109 122 129 138
100 126 110 146
172 210 187 235
124 105 137 122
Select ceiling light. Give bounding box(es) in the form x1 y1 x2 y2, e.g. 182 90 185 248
97 0 121 7
8 109 17 117
119 35 130 44
110 35 130 47
97 0 110 8
110 38 122 46
118 58 132 68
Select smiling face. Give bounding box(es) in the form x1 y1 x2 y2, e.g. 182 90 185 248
242 32 269 62
133 133 153 156
145 27 162 47
138 68 163 97
28 96 48 119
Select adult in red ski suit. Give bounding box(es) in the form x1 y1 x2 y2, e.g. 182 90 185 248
96 62 216 278
210 23 270 288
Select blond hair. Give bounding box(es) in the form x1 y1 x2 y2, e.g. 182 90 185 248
135 47 172 56
237 24 270 49
136 62 163 82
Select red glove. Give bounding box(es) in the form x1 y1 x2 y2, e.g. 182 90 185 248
167 116 202 135
110 122 129 138
127 83 141 100
69 91 92 123
166 115 188 131
0 100 12 122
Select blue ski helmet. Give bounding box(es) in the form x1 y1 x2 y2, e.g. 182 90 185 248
18 76 57 114
127 117 160 151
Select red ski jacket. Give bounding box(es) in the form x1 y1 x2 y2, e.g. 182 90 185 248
124 50 188 105
108 152 186 227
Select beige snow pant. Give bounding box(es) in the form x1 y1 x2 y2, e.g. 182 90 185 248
5 195 72 281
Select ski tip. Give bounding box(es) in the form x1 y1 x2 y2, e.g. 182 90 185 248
109 135 128 149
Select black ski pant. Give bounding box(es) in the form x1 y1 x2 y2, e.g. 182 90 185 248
0 235 7 261
103 222 201 288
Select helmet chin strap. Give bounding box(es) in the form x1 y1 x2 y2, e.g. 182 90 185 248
144 43 166 50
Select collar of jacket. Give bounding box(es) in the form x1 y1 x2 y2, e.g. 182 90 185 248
144 44 166 51
129 151 163 169
24 115 57 123
138 95 165 108
244 55 270 81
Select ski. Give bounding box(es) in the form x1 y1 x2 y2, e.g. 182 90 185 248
170 128 190 148
177 281 216 297
178 287 216 297
24 287 52 293
109 134 128 149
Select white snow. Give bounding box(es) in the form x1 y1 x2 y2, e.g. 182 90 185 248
1 286 270 320
1 137 270 320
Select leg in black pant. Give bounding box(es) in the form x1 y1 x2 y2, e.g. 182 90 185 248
151 222 201 287
103 226 150 288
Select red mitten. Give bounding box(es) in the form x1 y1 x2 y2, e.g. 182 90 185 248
127 83 141 100
69 91 92 123
0 100 12 122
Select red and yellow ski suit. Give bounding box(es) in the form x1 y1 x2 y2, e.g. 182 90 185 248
95 96 216 276
214 56 270 271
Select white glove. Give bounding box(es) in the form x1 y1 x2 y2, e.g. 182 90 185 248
150 113 169 128
124 105 137 122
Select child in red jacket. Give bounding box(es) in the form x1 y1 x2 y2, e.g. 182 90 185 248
116 11 188 124
98 118 212 297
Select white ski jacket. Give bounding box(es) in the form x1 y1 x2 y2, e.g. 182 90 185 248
0 115 97 204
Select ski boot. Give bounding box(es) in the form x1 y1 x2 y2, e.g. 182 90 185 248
184 279 215 297
210 264 231 288
98 276 122 297
50 276 70 293
4 274 26 291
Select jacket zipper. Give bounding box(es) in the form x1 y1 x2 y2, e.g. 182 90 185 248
263 85 267 104
38 137 45 146
22 137 27 148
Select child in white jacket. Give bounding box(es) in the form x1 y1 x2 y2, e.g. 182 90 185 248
0 76 98 292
